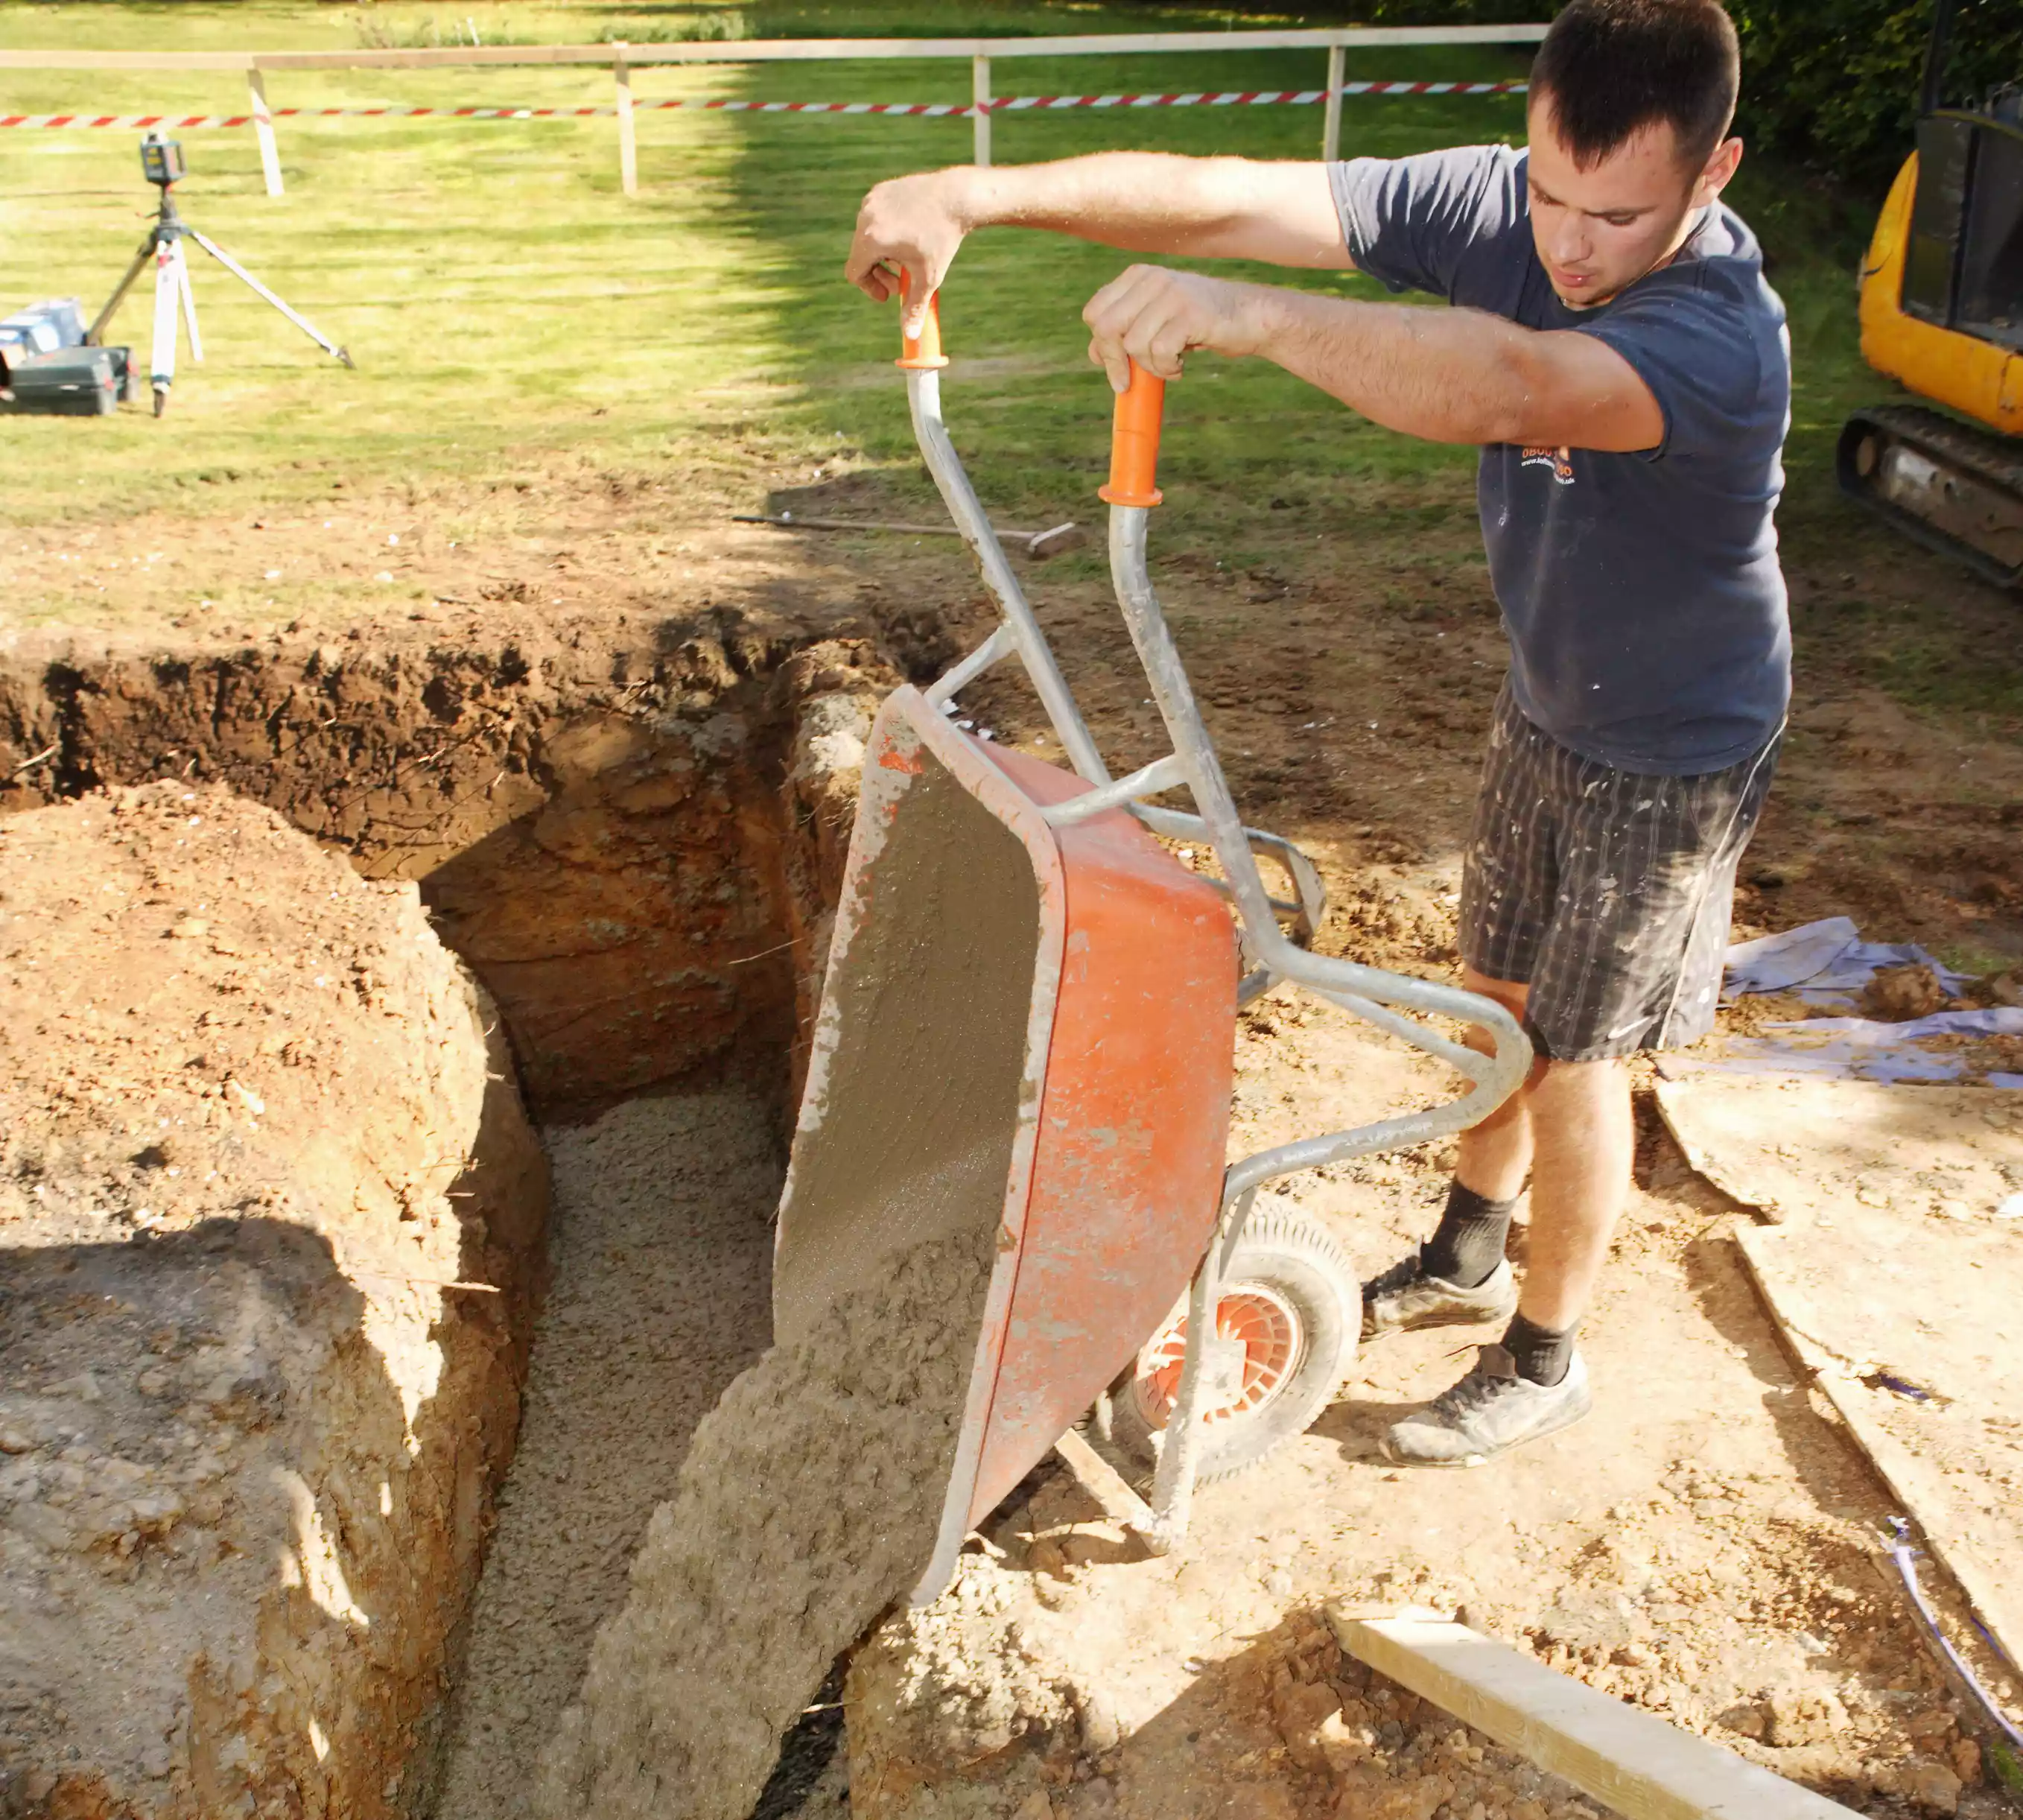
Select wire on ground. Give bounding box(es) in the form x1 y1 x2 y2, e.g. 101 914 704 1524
0 81 1525 130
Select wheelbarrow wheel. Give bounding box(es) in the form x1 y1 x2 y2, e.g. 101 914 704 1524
1111 1208 1357 1485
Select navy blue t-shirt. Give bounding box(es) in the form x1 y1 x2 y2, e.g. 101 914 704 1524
1330 145 1791 774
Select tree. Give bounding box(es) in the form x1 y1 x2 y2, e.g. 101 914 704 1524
1235 0 2023 197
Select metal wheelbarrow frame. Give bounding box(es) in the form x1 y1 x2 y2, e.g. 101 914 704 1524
774 288 1531 1605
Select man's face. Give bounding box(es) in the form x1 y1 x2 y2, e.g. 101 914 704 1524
1525 93 1742 308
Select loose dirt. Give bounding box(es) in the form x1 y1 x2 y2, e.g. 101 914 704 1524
433 1093 783 1820
536 1225 995 1820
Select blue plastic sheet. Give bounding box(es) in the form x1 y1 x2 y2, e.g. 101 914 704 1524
1724 915 1969 1008
1717 918 2020 1089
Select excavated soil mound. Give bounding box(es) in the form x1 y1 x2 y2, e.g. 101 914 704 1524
536 1228 994 1820
0 783 548 1819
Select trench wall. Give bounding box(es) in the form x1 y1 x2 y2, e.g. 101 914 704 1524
0 610 904 1818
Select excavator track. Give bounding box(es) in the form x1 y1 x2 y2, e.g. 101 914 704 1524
1837 405 2023 592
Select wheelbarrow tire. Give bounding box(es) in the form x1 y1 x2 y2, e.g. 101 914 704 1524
1112 1208 1358 1485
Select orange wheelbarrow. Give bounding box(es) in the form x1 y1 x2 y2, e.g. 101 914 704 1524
772 288 1530 1604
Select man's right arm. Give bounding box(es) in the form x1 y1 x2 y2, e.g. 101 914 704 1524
845 153 1353 326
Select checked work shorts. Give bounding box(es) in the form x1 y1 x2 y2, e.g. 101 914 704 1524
1459 684 1782 1062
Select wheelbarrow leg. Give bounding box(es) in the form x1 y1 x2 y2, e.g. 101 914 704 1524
1147 1188 1251 1553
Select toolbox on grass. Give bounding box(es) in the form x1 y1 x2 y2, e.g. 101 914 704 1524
0 345 133 416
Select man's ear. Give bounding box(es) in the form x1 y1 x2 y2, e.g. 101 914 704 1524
1695 136 1744 207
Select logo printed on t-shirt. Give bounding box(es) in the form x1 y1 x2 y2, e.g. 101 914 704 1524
1521 446 1577 485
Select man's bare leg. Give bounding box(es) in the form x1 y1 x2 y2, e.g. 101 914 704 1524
1376 971 1629 1465
1452 968 1633 1328
1513 1052 1633 1331
1361 968 1536 1337
1452 968 1535 1202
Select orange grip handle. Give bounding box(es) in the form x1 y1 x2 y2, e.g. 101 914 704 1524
895 268 949 371
1098 361 1165 508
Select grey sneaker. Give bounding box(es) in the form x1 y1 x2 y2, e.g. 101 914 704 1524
1380 1344 1592 1468
1361 1253 1518 1342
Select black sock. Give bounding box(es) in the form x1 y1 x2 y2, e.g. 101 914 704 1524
1421 1180 1518 1290
1503 1312 1577 1388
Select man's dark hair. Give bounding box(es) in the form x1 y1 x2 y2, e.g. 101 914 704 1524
1531 0 1741 171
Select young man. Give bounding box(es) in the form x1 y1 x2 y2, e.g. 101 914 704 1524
845 0 1789 1465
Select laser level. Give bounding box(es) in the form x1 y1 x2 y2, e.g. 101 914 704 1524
88 132 354 416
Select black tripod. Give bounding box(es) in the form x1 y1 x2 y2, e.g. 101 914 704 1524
87 133 353 417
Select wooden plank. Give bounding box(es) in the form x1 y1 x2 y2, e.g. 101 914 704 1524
971 52 991 168
1322 42 1345 160
1654 1074 2015 1229
621 37 987 63
976 25 1547 55
1732 1225 2023 1677
0 49 255 70
253 45 613 70
1327 1605 1863 1820
4 25 1546 78
1052 1427 1154 1534
1 24 1546 74
614 45 637 197
248 68 285 198
620 25 1547 61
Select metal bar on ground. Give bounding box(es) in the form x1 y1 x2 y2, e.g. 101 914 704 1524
732 511 1072 548
1323 43 1345 160
247 67 284 196
971 52 991 166
1327 1605 1865 1820
614 42 636 195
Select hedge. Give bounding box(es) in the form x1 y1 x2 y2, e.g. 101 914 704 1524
1284 1 2023 197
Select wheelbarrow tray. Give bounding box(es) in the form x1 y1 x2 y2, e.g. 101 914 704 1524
773 684 1236 1601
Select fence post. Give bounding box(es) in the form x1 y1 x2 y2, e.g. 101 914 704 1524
249 66 285 197
971 53 991 168
615 41 638 196
1322 42 1344 162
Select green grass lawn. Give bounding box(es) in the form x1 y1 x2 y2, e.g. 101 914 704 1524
0 0 1537 532
1 0 2013 724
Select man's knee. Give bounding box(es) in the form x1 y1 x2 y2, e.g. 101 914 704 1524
1459 968 1540 1083
1531 1053 1632 1115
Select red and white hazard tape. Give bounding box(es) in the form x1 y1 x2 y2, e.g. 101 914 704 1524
994 81 1525 110
0 80 1522 131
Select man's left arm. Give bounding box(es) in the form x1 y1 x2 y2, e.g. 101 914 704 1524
1083 265 1663 453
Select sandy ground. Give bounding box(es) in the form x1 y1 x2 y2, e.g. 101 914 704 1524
7 434 2021 1816
818 498 2023 1812
843 1009 2017 1818
434 1094 781 1820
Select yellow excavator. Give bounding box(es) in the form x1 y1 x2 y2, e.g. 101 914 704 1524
1838 0 2023 589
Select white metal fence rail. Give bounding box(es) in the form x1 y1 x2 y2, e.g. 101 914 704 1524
0 25 1545 197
